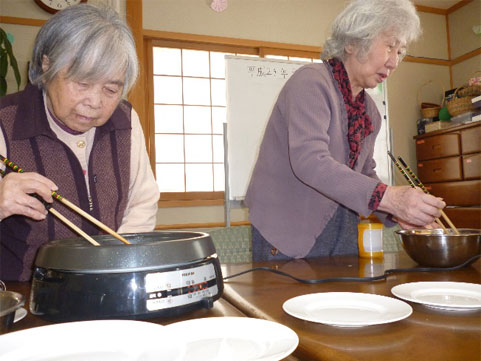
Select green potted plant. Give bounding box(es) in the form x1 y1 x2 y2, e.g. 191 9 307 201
0 27 21 96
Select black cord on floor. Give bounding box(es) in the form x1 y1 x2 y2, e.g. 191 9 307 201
222 254 481 284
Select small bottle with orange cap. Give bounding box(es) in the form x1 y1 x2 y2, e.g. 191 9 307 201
357 214 384 259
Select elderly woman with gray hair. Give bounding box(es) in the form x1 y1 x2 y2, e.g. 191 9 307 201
0 4 159 281
246 0 446 261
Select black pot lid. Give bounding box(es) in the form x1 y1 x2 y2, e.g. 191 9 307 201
34 231 217 273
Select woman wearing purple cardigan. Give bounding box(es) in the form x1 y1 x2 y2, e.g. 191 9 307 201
245 0 445 261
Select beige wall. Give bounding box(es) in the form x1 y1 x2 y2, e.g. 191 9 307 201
143 0 348 47
0 0 477 227
0 0 51 19
448 0 481 59
411 11 449 59
448 1 481 88
0 0 124 18
452 55 481 87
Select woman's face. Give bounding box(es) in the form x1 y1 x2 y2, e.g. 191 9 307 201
43 63 125 133
344 32 406 96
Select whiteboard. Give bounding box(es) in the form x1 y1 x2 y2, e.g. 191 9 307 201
225 56 391 201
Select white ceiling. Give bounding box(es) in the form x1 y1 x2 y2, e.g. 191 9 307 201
412 0 462 10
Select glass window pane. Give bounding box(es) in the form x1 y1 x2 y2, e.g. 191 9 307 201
156 164 184 192
212 107 226 134
184 106 211 134
212 134 224 163
186 164 213 192
154 76 182 104
183 78 210 105
153 47 181 75
154 105 183 133
185 135 212 162
182 49 209 77
210 52 231 78
213 164 225 191
289 57 311 63
211 79 226 106
155 134 184 162
265 55 288 60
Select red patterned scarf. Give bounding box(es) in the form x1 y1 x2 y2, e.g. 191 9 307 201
328 58 374 169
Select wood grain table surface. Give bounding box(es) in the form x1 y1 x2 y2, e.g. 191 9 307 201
221 252 481 361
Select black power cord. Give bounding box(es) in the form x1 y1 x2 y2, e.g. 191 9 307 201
223 254 481 284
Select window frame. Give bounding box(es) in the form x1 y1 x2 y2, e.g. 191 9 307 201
143 31 321 207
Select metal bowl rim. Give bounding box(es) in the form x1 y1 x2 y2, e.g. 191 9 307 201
396 228 481 236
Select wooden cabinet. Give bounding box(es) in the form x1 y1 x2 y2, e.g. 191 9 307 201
414 122 481 229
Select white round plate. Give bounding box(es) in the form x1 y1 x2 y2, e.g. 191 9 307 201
282 292 412 327
391 281 481 310
165 317 298 361
0 320 185 361
13 308 27 323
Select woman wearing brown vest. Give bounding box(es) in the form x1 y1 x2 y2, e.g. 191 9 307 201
0 4 159 281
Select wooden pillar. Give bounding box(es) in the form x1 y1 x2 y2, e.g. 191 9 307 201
125 0 150 151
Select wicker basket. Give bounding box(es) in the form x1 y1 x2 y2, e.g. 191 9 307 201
421 103 440 118
458 71 481 97
418 80 444 118
446 86 474 117
458 84 481 97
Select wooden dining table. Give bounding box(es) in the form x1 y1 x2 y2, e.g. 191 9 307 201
221 251 481 361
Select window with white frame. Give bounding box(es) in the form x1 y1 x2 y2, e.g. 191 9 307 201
153 48 262 195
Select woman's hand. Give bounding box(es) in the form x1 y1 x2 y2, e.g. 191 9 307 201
0 172 58 221
378 186 445 227
394 217 440 230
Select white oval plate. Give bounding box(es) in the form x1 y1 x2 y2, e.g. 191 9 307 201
0 320 185 361
282 292 412 327
165 317 298 361
391 281 481 310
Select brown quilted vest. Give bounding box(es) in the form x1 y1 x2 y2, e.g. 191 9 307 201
0 84 131 281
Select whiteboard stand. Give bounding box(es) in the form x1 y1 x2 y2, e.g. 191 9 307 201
223 122 231 227
388 127 394 186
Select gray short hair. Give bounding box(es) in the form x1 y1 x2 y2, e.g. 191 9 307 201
321 0 421 61
29 4 138 96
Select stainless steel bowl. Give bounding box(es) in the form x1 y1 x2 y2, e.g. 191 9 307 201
0 291 25 334
396 228 481 267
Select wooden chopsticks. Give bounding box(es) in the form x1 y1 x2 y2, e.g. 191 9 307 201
0 155 131 245
47 208 101 246
387 151 460 235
